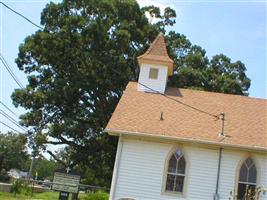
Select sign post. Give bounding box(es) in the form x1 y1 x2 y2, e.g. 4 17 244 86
59 191 69 200
52 168 81 200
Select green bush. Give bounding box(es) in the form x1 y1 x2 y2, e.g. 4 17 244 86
20 181 32 196
10 179 32 196
11 179 22 195
83 191 109 200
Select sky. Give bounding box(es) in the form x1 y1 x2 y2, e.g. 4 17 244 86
0 0 266 141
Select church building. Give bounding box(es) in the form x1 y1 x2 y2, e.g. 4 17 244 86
105 33 267 200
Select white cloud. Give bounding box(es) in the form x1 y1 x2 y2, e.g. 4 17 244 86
137 0 176 12
136 0 177 24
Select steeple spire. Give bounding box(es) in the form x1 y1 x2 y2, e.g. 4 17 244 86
137 33 174 94
137 32 174 76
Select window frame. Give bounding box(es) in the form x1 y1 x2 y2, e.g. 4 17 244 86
161 146 188 197
148 67 159 80
235 156 259 199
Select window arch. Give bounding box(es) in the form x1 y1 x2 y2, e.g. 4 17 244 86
165 148 186 193
237 157 257 199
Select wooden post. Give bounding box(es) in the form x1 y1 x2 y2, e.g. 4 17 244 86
71 193 78 200
59 191 69 200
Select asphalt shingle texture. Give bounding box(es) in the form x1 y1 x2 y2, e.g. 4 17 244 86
106 82 267 149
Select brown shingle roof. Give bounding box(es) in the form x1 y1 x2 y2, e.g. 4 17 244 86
106 82 267 151
137 33 174 75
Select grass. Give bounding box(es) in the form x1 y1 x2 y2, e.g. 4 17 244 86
0 191 89 200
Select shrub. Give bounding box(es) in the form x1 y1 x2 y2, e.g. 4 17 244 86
11 179 32 196
20 181 32 196
83 191 109 200
11 179 22 196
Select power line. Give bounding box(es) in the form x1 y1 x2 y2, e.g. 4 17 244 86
0 109 27 132
0 53 24 89
0 53 24 88
0 101 27 133
0 110 26 132
0 121 21 134
0 0 220 120
0 1 43 30
1 52 219 120
0 101 19 117
0 1 220 121
138 82 219 119
92 57 220 119
110 67 219 119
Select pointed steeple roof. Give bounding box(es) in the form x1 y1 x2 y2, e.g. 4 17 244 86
137 32 174 75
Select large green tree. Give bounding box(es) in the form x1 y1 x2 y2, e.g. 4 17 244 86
167 31 250 94
12 0 250 186
0 132 29 172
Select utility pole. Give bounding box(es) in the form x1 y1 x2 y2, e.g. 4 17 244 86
28 147 37 179
29 156 35 179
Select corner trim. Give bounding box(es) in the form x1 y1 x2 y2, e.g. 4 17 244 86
109 135 123 200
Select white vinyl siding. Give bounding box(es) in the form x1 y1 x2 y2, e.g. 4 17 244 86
218 151 267 200
217 150 241 199
256 154 267 200
112 137 267 200
114 139 167 200
184 147 218 199
138 63 168 94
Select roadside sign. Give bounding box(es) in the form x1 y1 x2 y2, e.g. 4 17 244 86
52 169 81 194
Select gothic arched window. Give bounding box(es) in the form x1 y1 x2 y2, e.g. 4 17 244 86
237 157 257 199
165 148 186 193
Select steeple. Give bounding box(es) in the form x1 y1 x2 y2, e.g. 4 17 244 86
137 32 174 76
137 33 174 93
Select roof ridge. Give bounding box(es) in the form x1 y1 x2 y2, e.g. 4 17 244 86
172 87 267 101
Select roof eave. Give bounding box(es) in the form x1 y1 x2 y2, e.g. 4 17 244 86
105 128 267 153
137 57 174 76
137 56 174 64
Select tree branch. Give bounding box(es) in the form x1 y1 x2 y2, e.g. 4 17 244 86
58 135 80 147
45 140 65 145
46 150 67 167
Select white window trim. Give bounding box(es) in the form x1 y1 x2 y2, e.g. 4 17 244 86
161 145 189 198
234 155 260 198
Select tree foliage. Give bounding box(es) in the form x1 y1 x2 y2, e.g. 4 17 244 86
167 31 250 94
12 0 250 186
0 132 29 172
33 157 61 180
